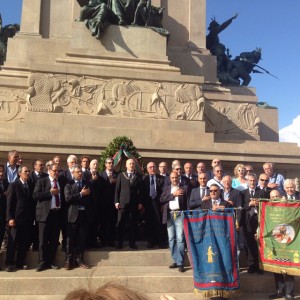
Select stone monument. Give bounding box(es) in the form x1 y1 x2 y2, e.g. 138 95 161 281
0 0 299 177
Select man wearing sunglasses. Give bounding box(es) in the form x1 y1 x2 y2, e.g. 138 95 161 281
201 184 230 210
257 173 272 199
207 165 224 190
207 158 222 180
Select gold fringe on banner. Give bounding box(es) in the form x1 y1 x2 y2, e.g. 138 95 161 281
198 289 239 298
260 263 300 276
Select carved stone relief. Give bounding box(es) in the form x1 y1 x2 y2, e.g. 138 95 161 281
0 88 26 121
0 73 260 138
24 73 206 122
205 101 260 136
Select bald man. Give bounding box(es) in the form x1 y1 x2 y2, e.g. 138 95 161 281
114 159 143 249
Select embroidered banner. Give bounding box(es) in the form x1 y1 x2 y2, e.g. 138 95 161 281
258 200 300 275
183 209 239 296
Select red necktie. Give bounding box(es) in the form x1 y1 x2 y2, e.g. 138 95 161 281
53 179 60 207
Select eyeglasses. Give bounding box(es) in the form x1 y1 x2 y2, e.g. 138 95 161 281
260 179 269 182
246 169 252 172
210 189 218 193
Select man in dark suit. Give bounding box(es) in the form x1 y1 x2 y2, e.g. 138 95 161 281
30 159 48 184
221 175 245 256
207 158 222 180
80 155 90 173
188 172 210 209
114 158 143 249
163 163 191 190
160 171 188 273
61 155 77 183
82 159 101 248
64 165 91 270
142 162 165 248
5 165 34 271
0 164 9 255
183 162 198 188
257 173 272 199
58 155 77 250
201 184 231 210
33 163 64 272
99 158 118 247
269 184 299 300
242 174 266 274
158 161 168 177
283 178 300 201
29 159 48 251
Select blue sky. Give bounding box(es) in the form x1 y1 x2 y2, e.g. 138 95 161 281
206 1 299 140
0 0 299 143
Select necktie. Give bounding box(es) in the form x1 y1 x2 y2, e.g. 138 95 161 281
128 173 132 179
250 189 254 197
289 196 294 200
77 181 82 190
24 182 29 195
151 175 154 185
150 175 157 199
53 179 60 208
201 188 205 199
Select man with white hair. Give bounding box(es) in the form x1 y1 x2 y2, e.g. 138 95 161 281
62 155 78 183
263 162 285 194
283 179 300 201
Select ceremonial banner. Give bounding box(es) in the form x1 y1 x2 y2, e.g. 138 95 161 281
258 200 300 275
183 209 239 297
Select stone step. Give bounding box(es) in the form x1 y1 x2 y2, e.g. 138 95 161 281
0 246 190 267
0 246 248 268
0 265 299 296
0 248 299 299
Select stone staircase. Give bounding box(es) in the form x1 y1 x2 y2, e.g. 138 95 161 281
0 244 299 299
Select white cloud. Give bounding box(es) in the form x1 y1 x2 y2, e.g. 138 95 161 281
279 115 300 146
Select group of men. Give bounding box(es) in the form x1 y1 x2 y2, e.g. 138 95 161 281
0 150 299 299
